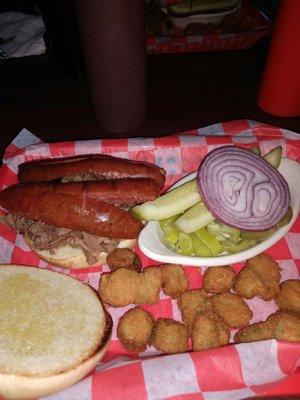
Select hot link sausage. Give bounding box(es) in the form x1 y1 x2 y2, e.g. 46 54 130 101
0 183 144 239
18 154 166 189
56 178 162 207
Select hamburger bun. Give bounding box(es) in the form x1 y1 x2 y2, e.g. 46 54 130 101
0 265 112 400
24 235 137 269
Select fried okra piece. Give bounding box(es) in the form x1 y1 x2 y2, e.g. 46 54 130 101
99 268 139 307
117 307 155 352
135 267 162 305
152 318 189 354
106 248 142 272
160 264 189 299
267 310 300 342
203 265 235 294
234 253 280 300
211 292 253 328
275 279 300 313
234 321 273 343
177 289 212 330
191 310 230 351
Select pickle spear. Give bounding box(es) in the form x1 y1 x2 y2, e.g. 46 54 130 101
131 178 200 220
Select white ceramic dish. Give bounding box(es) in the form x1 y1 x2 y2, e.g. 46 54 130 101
138 158 300 267
162 2 241 30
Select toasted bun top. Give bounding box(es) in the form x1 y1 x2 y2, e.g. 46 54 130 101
0 265 107 377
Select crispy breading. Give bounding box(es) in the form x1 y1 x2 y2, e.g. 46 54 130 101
267 310 300 342
191 310 230 351
177 289 212 330
234 253 281 300
99 268 139 307
106 248 142 272
152 318 189 354
135 267 162 305
117 307 155 352
275 279 300 313
234 321 273 343
211 292 253 328
203 265 235 294
160 264 189 299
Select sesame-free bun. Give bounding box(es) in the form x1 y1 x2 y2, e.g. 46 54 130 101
0 265 112 400
24 235 137 269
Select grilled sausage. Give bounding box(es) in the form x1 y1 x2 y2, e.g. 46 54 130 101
20 178 161 208
0 183 144 239
18 154 166 189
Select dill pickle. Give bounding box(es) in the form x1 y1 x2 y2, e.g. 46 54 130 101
174 201 214 233
131 179 200 220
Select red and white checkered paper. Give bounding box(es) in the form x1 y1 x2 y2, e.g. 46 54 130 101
146 0 271 53
0 120 299 400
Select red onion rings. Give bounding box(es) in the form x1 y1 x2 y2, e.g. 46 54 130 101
197 146 290 231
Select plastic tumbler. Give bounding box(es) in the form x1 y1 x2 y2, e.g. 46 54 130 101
257 0 300 117
76 0 146 132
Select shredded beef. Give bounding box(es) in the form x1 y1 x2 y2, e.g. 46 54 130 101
0 213 120 265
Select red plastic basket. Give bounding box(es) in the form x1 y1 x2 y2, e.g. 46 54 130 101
146 0 271 53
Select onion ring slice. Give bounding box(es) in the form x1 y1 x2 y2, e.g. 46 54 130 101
197 146 290 231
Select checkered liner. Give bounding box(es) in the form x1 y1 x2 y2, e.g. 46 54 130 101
146 0 271 54
0 120 299 400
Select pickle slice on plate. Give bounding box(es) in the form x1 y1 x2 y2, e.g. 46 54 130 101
131 179 200 220
194 227 223 256
191 233 212 257
174 201 214 233
264 146 282 169
162 226 180 246
177 232 194 255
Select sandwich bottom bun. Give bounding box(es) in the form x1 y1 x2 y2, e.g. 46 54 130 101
24 234 137 269
0 265 112 400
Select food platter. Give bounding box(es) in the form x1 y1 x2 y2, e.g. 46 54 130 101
138 157 300 266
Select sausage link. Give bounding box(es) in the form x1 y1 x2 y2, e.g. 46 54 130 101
0 183 144 239
18 154 166 189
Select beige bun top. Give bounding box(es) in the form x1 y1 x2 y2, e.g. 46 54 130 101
0 265 106 377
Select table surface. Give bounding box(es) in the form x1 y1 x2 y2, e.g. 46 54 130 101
0 36 299 400
0 37 300 160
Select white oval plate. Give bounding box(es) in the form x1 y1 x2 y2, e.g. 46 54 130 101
138 158 300 267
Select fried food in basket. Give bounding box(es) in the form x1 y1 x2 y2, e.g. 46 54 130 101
161 264 189 299
275 279 300 313
267 310 300 342
117 307 155 352
234 310 300 343
106 248 142 272
234 253 281 300
99 267 162 307
203 265 235 294
135 267 162 305
177 289 213 330
211 292 253 328
191 310 230 351
152 318 189 354
234 321 273 343
99 268 140 307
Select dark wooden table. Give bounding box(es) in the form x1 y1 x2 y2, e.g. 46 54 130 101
0 37 299 159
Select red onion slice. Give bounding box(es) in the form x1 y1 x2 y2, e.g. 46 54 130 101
197 146 290 231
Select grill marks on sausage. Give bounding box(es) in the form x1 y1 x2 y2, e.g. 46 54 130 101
0 213 120 264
